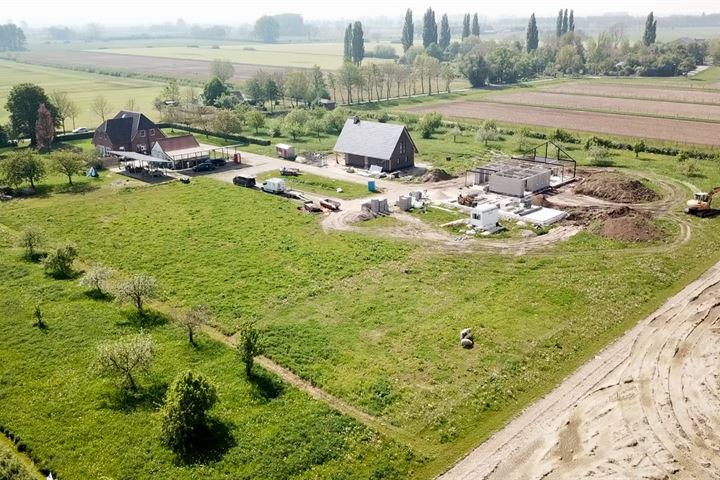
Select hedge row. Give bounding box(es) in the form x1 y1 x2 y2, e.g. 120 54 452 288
155 123 271 146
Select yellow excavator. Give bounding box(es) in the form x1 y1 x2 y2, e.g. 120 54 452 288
686 187 720 217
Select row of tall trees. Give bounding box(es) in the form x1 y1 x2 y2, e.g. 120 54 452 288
555 9 576 38
343 22 365 65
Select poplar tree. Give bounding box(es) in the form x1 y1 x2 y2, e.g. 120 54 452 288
526 14 539 52
401 9 414 52
562 9 569 35
556 9 563 38
351 21 365 65
643 12 657 46
471 13 480 36
439 14 451 50
569 10 575 32
422 7 437 48
462 14 471 39
343 24 352 62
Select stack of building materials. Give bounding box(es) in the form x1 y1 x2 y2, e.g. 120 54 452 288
362 198 390 215
397 191 426 211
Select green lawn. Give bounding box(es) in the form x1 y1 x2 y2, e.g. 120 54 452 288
0 59 165 130
256 170 369 199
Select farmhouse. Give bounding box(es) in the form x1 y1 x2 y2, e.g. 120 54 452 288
92 111 165 155
334 117 417 172
151 134 210 169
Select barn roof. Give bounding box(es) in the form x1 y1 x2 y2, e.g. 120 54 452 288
154 134 200 153
333 119 417 160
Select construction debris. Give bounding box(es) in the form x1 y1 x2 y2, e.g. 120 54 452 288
362 198 390 215
421 168 453 183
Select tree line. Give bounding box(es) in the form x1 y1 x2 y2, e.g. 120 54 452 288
0 23 26 52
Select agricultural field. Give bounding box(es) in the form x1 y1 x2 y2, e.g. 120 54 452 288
0 59 165 129
88 42 396 70
2 124 720 478
486 91 720 121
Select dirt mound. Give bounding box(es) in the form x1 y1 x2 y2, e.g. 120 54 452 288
421 169 454 183
574 173 659 203
600 212 661 242
562 206 632 226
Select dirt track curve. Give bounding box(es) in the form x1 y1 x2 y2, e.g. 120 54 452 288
439 261 720 480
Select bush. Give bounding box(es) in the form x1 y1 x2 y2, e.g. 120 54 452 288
418 112 443 138
0 443 34 480
238 320 263 376
366 44 398 60
161 371 218 455
549 128 580 144
44 242 79 279
587 145 613 166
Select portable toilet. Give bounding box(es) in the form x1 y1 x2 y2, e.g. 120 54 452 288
276 144 296 160
368 179 376 192
470 203 500 231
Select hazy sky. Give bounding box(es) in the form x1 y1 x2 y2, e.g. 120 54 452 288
5 0 720 26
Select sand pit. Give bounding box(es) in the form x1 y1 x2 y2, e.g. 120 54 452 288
574 172 660 203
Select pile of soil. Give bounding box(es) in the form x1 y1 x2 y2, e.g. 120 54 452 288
563 206 633 226
421 168 453 183
574 172 659 203
599 213 662 242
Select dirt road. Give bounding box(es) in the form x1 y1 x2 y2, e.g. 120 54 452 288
439 261 720 480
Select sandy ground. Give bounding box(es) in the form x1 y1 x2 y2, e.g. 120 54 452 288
439 260 720 480
408 101 720 147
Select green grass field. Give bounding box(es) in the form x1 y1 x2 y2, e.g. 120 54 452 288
0 59 165 130
2 129 720 477
87 42 397 70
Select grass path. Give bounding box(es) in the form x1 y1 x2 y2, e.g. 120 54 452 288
199 324 435 456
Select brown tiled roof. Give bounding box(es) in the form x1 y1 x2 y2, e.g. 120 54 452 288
153 135 200 153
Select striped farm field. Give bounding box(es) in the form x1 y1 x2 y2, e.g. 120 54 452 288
487 91 720 122
408 101 720 146
540 82 720 104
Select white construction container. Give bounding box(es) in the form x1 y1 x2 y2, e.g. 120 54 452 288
261 178 287 194
470 204 500 230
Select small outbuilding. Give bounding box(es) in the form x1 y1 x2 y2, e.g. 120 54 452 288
276 144 296 160
333 117 417 172
470 203 500 231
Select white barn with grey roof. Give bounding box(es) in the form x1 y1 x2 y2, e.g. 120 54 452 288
333 118 417 172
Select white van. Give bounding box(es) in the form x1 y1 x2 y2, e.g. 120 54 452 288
261 178 287 194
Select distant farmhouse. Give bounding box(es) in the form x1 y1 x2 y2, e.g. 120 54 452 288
333 117 417 172
92 111 165 155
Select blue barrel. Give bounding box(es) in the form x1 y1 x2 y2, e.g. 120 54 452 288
368 180 376 192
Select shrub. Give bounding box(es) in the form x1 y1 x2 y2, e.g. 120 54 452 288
0 442 35 480
44 242 79 279
160 371 218 455
549 128 580 144
587 145 613 166
237 320 263 376
95 333 154 392
476 120 500 146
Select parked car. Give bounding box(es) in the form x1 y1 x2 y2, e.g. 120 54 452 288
192 161 216 172
211 158 227 167
72 127 89 133
233 176 256 188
